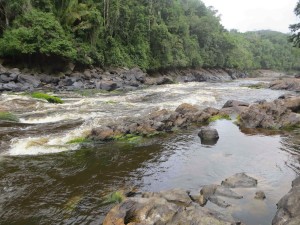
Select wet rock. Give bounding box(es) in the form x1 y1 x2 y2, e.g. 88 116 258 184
198 127 219 144
99 81 118 91
239 98 300 129
90 127 115 141
222 100 249 108
208 196 231 208
269 78 300 92
295 74 300 78
103 189 243 225
156 76 174 85
221 173 257 188
273 176 300 225
292 176 300 187
18 74 41 88
175 103 199 115
254 191 266 200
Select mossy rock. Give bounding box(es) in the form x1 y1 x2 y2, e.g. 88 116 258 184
208 114 231 123
0 112 19 122
113 134 143 144
31 92 63 104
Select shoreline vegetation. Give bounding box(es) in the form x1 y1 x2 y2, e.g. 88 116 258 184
0 1 299 73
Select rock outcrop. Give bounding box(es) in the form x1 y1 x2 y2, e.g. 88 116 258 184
238 97 300 129
103 189 244 225
272 176 300 225
89 104 222 141
269 78 300 92
0 64 248 93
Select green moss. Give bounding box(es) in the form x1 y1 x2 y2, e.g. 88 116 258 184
31 92 63 104
67 137 89 144
104 191 125 204
114 134 143 144
208 114 231 123
246 83 266 89
0 112 19 122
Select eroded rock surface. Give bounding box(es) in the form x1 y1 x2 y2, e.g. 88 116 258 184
272 176 300 225
239 97 300 129
221 173 257 188
103 189 244 225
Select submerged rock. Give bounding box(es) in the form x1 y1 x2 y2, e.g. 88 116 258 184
254 191 266 200
221 173 257 188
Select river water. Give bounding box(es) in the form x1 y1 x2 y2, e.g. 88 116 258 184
0 79 299 225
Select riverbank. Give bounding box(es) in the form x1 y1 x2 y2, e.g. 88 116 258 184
0 64 248 92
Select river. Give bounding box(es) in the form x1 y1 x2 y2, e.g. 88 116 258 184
0 78 299 225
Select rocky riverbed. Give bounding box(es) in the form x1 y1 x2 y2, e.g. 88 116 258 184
0 68 299 224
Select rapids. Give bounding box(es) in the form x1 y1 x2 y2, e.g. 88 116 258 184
0 78 299 225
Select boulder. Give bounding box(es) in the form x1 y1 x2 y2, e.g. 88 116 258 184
269 78 300 92
198 127 219 145
99 81 118 91
221 173 257 188
18 74 41 88
239 98 300 129
222 100 249 108
175 103 199 115
272 176 300 225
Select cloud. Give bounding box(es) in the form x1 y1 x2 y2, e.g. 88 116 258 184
201 0 299 33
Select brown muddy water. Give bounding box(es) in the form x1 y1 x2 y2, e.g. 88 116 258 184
0 79 299 225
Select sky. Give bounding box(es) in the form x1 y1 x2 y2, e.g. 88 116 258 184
201 0 299 33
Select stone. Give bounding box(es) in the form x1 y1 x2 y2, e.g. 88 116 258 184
198 127 219 144
272 177 300 225
221 173 257 188
175 103 199 115
222 100 249 108
254 191 266 200
90 127 115 141
17 74 41 88
100 81 118 91
103 189 242 225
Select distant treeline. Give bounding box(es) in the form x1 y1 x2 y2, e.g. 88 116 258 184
0 0 299 71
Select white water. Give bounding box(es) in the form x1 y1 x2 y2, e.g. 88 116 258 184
0 80 290 155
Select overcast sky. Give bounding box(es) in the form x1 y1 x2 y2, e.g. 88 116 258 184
201 0 299 33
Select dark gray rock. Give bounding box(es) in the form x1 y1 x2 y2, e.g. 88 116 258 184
222 100 249 108
18 74 41 88
198 127 219 144
99 81 118 91
221 173 257 188
156 76 174 85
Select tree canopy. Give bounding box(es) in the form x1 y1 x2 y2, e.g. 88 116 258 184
0 0 299 71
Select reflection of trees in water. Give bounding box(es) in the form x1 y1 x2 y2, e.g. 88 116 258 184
280 131 300 174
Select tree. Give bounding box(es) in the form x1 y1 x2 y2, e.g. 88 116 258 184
290 0 300 47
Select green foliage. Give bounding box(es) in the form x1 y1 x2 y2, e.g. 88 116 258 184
0 112 19 122
31 92 63 103
0 9 76 60
113 134 143 144
290 1 300 47
208 114 231 123
0 0 299 70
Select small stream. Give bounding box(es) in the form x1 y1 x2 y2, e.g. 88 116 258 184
0 78 299 225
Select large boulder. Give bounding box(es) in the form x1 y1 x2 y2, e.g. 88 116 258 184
269 78 300 92
272 176 300 225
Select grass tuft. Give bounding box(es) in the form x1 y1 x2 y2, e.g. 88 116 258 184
31 92 63 104
0 112 19 122
104 191 125 204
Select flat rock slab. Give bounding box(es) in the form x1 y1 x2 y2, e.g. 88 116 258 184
221 173 257 188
